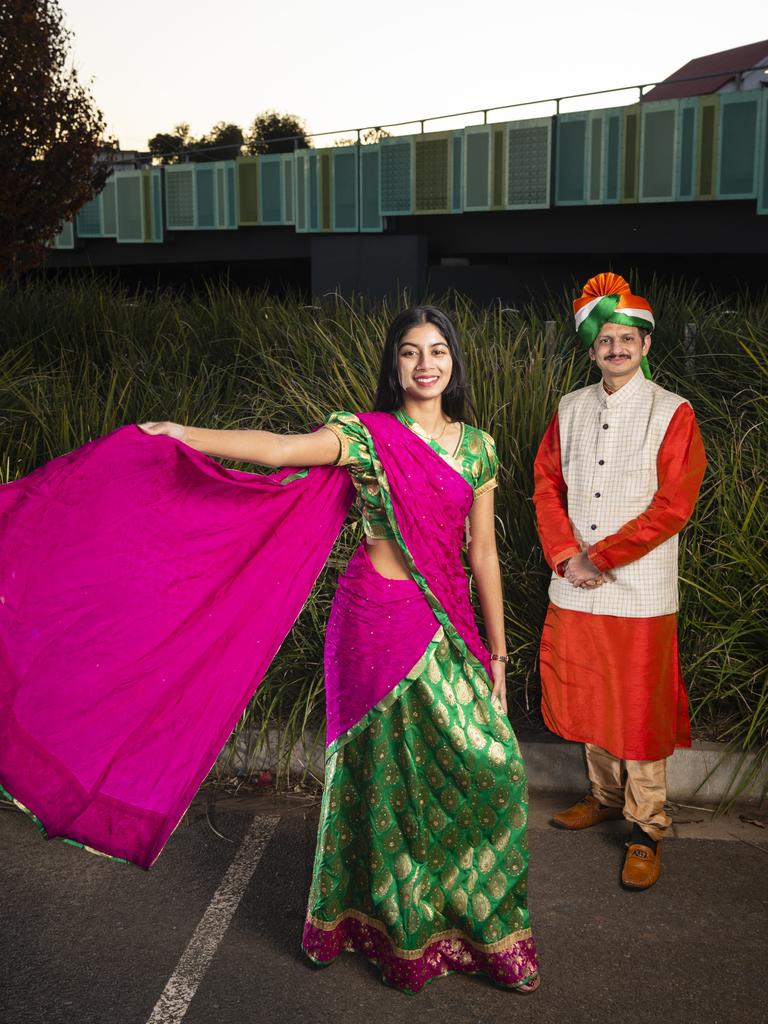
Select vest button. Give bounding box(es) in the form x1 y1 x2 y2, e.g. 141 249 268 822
598 459 605 465
590 524 597 530
602 423 609 430
595 492 601 498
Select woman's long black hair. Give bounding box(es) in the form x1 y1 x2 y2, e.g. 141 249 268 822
373 305 476 422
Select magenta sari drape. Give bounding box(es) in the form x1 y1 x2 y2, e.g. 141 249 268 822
0 427 354 868
0 414 493 868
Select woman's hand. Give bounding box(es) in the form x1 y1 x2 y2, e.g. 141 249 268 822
490 659 508 716
137 421 189 442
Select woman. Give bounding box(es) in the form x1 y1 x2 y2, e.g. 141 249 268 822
0 306 539 993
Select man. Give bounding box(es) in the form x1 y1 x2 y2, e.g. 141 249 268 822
532 272 706 890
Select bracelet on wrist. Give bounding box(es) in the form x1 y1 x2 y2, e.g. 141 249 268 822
490 653 509 663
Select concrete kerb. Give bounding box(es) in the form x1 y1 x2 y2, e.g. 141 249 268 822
219 729 766 807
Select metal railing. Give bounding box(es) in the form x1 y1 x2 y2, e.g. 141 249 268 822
114 64 768 166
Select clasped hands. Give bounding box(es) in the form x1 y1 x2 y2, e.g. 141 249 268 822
562 551 605 589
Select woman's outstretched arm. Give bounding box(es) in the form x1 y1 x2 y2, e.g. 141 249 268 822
137 421 341 468
467 488 508 714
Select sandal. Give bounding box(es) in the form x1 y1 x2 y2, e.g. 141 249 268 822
515 975 541 995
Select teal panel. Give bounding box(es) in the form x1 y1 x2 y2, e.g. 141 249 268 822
506 118 550 208
640 103 677 201
677 99 697 200
414 134 450 214
605 112 621 203
283 156 294 224
152 171 163 241
102 178 117 236
165 166 196 229
295 153 307 232
697 97 719 199
260 156 283 223
589 115 603 203
451 133 463 212
115 172 144 242
360 146 382 231
464 128 490 210
225 163 237 228
196 165 216 228
380 139 412 215
758 91 768 215
308 152 319 231
320 150 332 231
555 116 587 204
622 107 640 202
333 148 358 231
718 92 759 198
76 195 103 236
53 221 75 249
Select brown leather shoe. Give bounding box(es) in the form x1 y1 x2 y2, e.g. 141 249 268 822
551 794 624 830
621 842 662 889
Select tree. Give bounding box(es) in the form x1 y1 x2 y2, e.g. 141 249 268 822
194 121 244 162
148 122 193 165
0 0 108 274
245 111 311 155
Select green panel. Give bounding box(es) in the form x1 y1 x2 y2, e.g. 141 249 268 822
76 195 102 236
260 155 283 223
555 115 587 204
677 99 697 200
718 93 759 198
589 114 603 203
506 117 550 208
151 170 163 241
414 133 450 214
237 158 260 225
101 178 117 237
115 172 144 242
308 152 320 231
225 163 237 229
360 145 382 231
491 126 505 208
282 156 294 224
758 90 768 215
380 139 412 215
451 133 463 212
295 152 307 232
333 147 358 231
640 102 677 201
464 127 491 210
320 150 332 231
196 165 216 228
697 96 719 199
165 166 196 229
622 107 640 202
605 111 621 203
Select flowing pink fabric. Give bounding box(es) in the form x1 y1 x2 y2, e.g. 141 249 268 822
324 544 440 746
358 413 492 677
0 426 354 868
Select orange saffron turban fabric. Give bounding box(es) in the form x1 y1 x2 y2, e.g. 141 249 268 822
573 272 654 378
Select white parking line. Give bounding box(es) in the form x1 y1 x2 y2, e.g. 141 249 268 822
145 814 281 1024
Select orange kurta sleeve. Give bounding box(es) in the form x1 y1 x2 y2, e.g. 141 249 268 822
533 412 581 574
587 403 707 573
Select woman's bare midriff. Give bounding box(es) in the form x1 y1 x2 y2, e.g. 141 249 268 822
366 538 413 580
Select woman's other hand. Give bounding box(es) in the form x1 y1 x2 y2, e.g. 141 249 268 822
490 659 508 716
137 421 189 442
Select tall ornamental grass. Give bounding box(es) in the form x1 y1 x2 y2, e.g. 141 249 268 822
1 276 765 802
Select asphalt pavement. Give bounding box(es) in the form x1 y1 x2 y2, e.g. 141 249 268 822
2 788 766 1024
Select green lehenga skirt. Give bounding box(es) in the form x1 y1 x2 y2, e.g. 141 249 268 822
301 622 538 992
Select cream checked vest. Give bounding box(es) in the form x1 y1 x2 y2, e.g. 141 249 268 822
549 370 687 618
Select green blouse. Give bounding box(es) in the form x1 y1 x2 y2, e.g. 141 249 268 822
324 410 499 543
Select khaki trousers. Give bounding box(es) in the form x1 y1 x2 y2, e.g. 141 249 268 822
585 743 671 841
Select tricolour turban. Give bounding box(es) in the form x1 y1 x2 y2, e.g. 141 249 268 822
573 272 654 379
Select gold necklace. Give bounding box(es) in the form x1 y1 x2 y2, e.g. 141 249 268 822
427 419 450 442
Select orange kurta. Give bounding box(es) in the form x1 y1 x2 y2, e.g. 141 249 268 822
533 403 706 761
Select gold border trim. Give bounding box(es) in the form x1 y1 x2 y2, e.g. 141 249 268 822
474 477 498 498
306 907 532 959
323 421 351 466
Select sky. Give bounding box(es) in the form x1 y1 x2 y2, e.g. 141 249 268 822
58 0 767 150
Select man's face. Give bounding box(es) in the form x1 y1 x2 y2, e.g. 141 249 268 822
589 322 651 387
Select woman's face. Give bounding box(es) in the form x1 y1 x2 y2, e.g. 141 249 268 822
397 323 454 401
